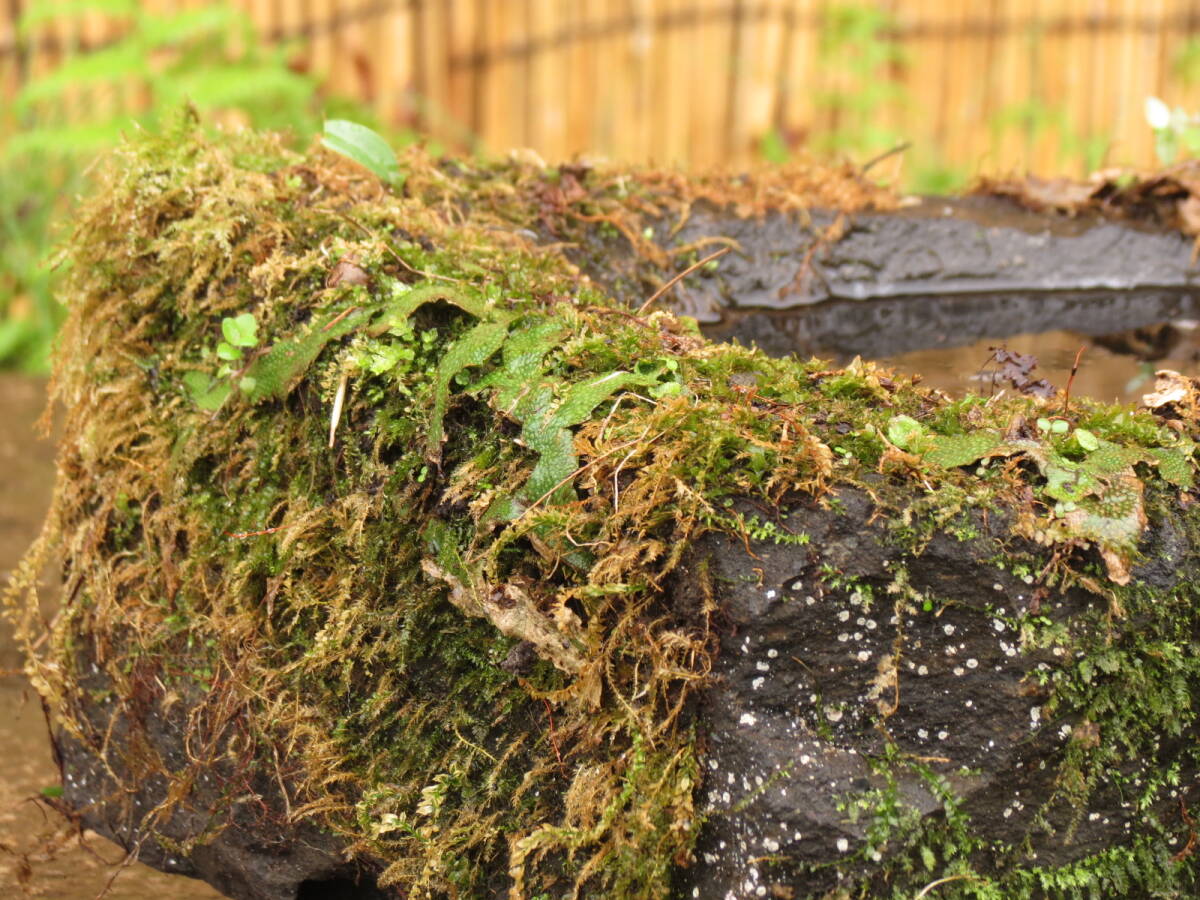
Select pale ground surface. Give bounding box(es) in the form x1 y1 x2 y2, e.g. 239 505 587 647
0 374 222 899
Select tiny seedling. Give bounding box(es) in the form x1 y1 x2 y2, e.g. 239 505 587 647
217 313 258 361
322 120 405 188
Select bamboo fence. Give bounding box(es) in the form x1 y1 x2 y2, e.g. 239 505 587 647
3 0 1200 178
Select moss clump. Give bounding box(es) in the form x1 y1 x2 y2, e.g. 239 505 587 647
6 114 1200 897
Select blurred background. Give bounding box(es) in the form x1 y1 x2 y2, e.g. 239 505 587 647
2 0 1200 373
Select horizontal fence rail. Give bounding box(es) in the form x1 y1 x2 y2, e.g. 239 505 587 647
4 0 1200 179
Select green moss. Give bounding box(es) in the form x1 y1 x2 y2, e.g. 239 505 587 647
7 118 1200 898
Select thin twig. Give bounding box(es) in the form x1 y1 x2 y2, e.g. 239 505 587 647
542 698 568 778
1062 344 1086 417
636 246 730 315
915 874 977 898
321 305 360 332
329 371 349 448
861 140 912 175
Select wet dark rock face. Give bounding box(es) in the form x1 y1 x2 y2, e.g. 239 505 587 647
573 195 1200 363
666 197 1199 319
673 488 1199 899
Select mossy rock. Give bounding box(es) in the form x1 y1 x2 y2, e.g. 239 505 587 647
6 117 1200 899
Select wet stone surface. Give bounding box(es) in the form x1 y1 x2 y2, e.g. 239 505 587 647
666 196 1199 321
673 489 1196 899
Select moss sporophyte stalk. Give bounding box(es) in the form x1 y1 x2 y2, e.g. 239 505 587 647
5 115 1200 897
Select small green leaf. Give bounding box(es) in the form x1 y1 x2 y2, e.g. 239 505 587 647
182 371 231 410
886 415 924 450
322 120 404 187
221 312 258 347
1036 418 1052 432
40 784 64 798
1050 419 1070 434
1073 428 1099 452
216 341 243 361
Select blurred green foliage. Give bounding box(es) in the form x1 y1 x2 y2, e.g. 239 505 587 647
0 0 379 372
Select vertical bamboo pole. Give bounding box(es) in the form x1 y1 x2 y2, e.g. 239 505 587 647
730 0 784 165
480 0 519 154
941 0 981 179
528 0 566 161
1110 0 1148 165
993 0 1033 172
626 0 655 163
587 0 617 158
688 0 732 168
1131 0 1166 167
651 0 691 166
1086 0 1112 169
562 0 593 158
375 0 414 130
416 0 450 138
950 1 993 180
897 0 940 173
1060 0 1089 174
1033 0 1066 174
779 0 820 157
445 0 479 151
308 0 334 90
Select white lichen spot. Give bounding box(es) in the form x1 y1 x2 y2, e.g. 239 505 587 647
756 660 770 672
838 610 851 622
953 666 964 676
838 633 850 642
993 619 1006 632
857 650 871 662
825 706 844 723
943 624 956 636
740 712 758 727
918 728 929 740
763 837 780 853
966 658 978 669
917 664 929 676
1029 706 1041 728
767 648 778 658
752 677 765 690
866 619 877 630
937 730 949 741
837 838 850 852
766 589 777 600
